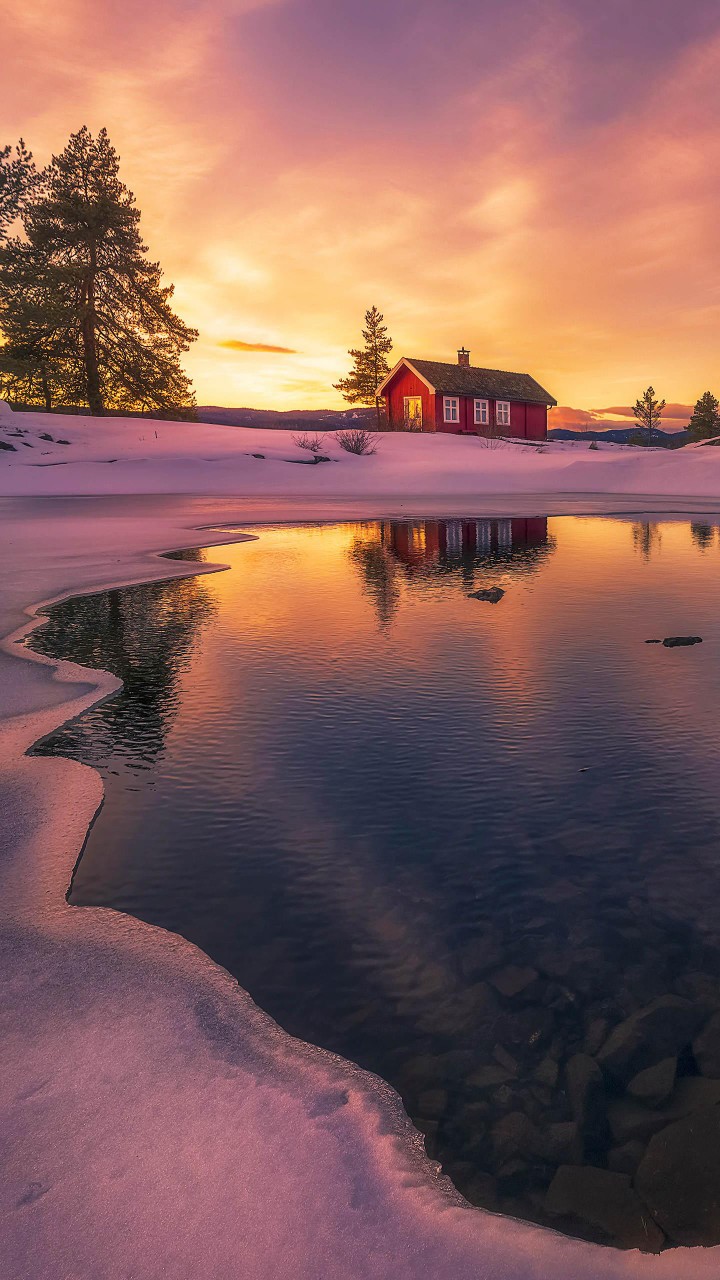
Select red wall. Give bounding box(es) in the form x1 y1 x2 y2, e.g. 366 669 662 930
383 368 548 440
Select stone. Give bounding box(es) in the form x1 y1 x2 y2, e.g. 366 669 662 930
627 1057 677 1107
468 586 505 603
662 636 702 647
467 1064 512 1090
584 1017 609 1056
635 1105 720 1245
545 1165 664 1252
489 965 538 999
493 1044 519 1074
417 1088 447 1119
608 1139 646 1176
533 1056 559 1089
531 1121 583 1166
251 452 265 459
565 1054 609 1151
596 995 705 1083
491 1111 537 1163
608 1076 720 1144
0 440 16 451
460 1171 499 1209
458 929 503 979
693 1011 720 1078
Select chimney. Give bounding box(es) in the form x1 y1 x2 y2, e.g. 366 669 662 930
457 347 470 367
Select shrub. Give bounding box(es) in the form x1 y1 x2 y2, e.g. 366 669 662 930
293 430 325 453
335 428 377 455
589 440 599 450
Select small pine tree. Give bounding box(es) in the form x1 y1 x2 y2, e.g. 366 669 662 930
334 306 393 429
633 386 666 445
687 391 720 442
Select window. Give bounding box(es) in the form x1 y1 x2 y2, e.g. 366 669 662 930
474 398 489 426
443 396 460 423
496 401 510 427
403 396 422 429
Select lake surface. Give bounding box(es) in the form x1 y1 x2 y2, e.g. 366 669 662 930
29 516 720 1249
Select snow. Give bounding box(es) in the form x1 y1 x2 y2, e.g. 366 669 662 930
3 415 720 1278
3 408 720 501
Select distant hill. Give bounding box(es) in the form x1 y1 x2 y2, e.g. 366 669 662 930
548 426 688 448
196 406 377 431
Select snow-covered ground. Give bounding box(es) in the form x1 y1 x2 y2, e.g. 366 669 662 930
3 406 720 501
4 409 720 1278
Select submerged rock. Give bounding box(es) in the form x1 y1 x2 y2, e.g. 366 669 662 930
608 1077 720 1144
597 995 705 1083
627 1057 677 1107
608 1139 646 1176
565 1054 609 1152
489 965 538 999
545 1165 664 1252
635 1105 720 1245
662 636 703 647
693 1011 720 1077
468 586 505 603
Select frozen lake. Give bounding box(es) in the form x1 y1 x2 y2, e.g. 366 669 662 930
28 515 720 1251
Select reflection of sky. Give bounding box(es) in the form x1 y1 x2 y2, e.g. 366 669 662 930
6 2 720 413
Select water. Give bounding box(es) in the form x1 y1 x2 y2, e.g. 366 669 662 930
29 516 720 1248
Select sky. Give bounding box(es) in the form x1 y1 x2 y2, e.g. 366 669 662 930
3 0 720 424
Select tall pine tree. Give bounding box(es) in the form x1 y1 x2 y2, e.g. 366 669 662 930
0 127 197 416
633 386 666 445
0 140 36 239
687 391 720 442
334 306 393 428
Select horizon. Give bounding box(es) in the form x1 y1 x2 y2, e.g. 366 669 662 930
4 0 720 424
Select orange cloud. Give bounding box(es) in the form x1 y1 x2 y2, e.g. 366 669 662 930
220 340 298 354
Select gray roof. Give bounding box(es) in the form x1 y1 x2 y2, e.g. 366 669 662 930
404 359 557 406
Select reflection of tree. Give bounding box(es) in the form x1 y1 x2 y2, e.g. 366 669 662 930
632 522 662 560
350 519 555 629
691 523 716 551
348 527 401 632
29 549 216 772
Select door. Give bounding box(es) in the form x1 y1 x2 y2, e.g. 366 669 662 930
403 396 423 430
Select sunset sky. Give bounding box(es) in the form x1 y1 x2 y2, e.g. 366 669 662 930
3 0 720 424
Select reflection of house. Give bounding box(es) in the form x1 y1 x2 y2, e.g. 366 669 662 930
376 349 556 439
384 518 550 570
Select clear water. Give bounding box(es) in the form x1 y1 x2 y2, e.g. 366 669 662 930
29 516 720 1246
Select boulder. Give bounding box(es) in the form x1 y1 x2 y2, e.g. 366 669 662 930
608 1140 646 1176
662 636 702 647
531 1121 583 1165
533 1056 559 1089
545 1165 664 1252
608 1076 720 1144
627 1057 677 1107
596 996 705 1083
489 965 538 999
565 1054 609 1152
634 1105 720 1245
491 1111 537 1163
467 1063 512 1090
417 1088 447 1119
693 1012 720 1078
0 439 16 451
468 586 505 603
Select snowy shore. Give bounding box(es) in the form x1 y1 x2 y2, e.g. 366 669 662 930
3 412 720 1278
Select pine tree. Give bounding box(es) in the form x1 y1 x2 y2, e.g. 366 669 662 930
0 127 197 416
334 306 393 428
687 391 720 442
633 386 666 445
0 140 36 239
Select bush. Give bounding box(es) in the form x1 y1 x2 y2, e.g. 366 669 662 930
589 440 599 450
335 428 377 455
293 430 325 453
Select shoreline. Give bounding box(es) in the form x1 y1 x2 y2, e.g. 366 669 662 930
3 494 720 1278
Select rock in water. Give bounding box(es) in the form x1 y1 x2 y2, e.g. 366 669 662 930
662 636 702 647
627 1057 677 1107
693 1011 720 1077
635 1105 720 1245
545 1165 664 1252
596 995 705 1083
565 1054 609 1153
468 586 505 603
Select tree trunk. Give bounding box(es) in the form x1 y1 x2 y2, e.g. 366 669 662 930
40 363 52 413
81 254 104 416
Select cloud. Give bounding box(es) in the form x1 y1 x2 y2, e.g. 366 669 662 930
219 339 298 354
596 404 693 421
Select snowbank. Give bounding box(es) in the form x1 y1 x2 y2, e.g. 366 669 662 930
3 409 720 500
3 428 720 1276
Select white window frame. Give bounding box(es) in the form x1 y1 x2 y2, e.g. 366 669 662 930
496 400 510 427
443 396 460 424
474 398 489 426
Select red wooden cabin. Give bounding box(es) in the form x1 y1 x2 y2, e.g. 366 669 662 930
377 349 556 440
